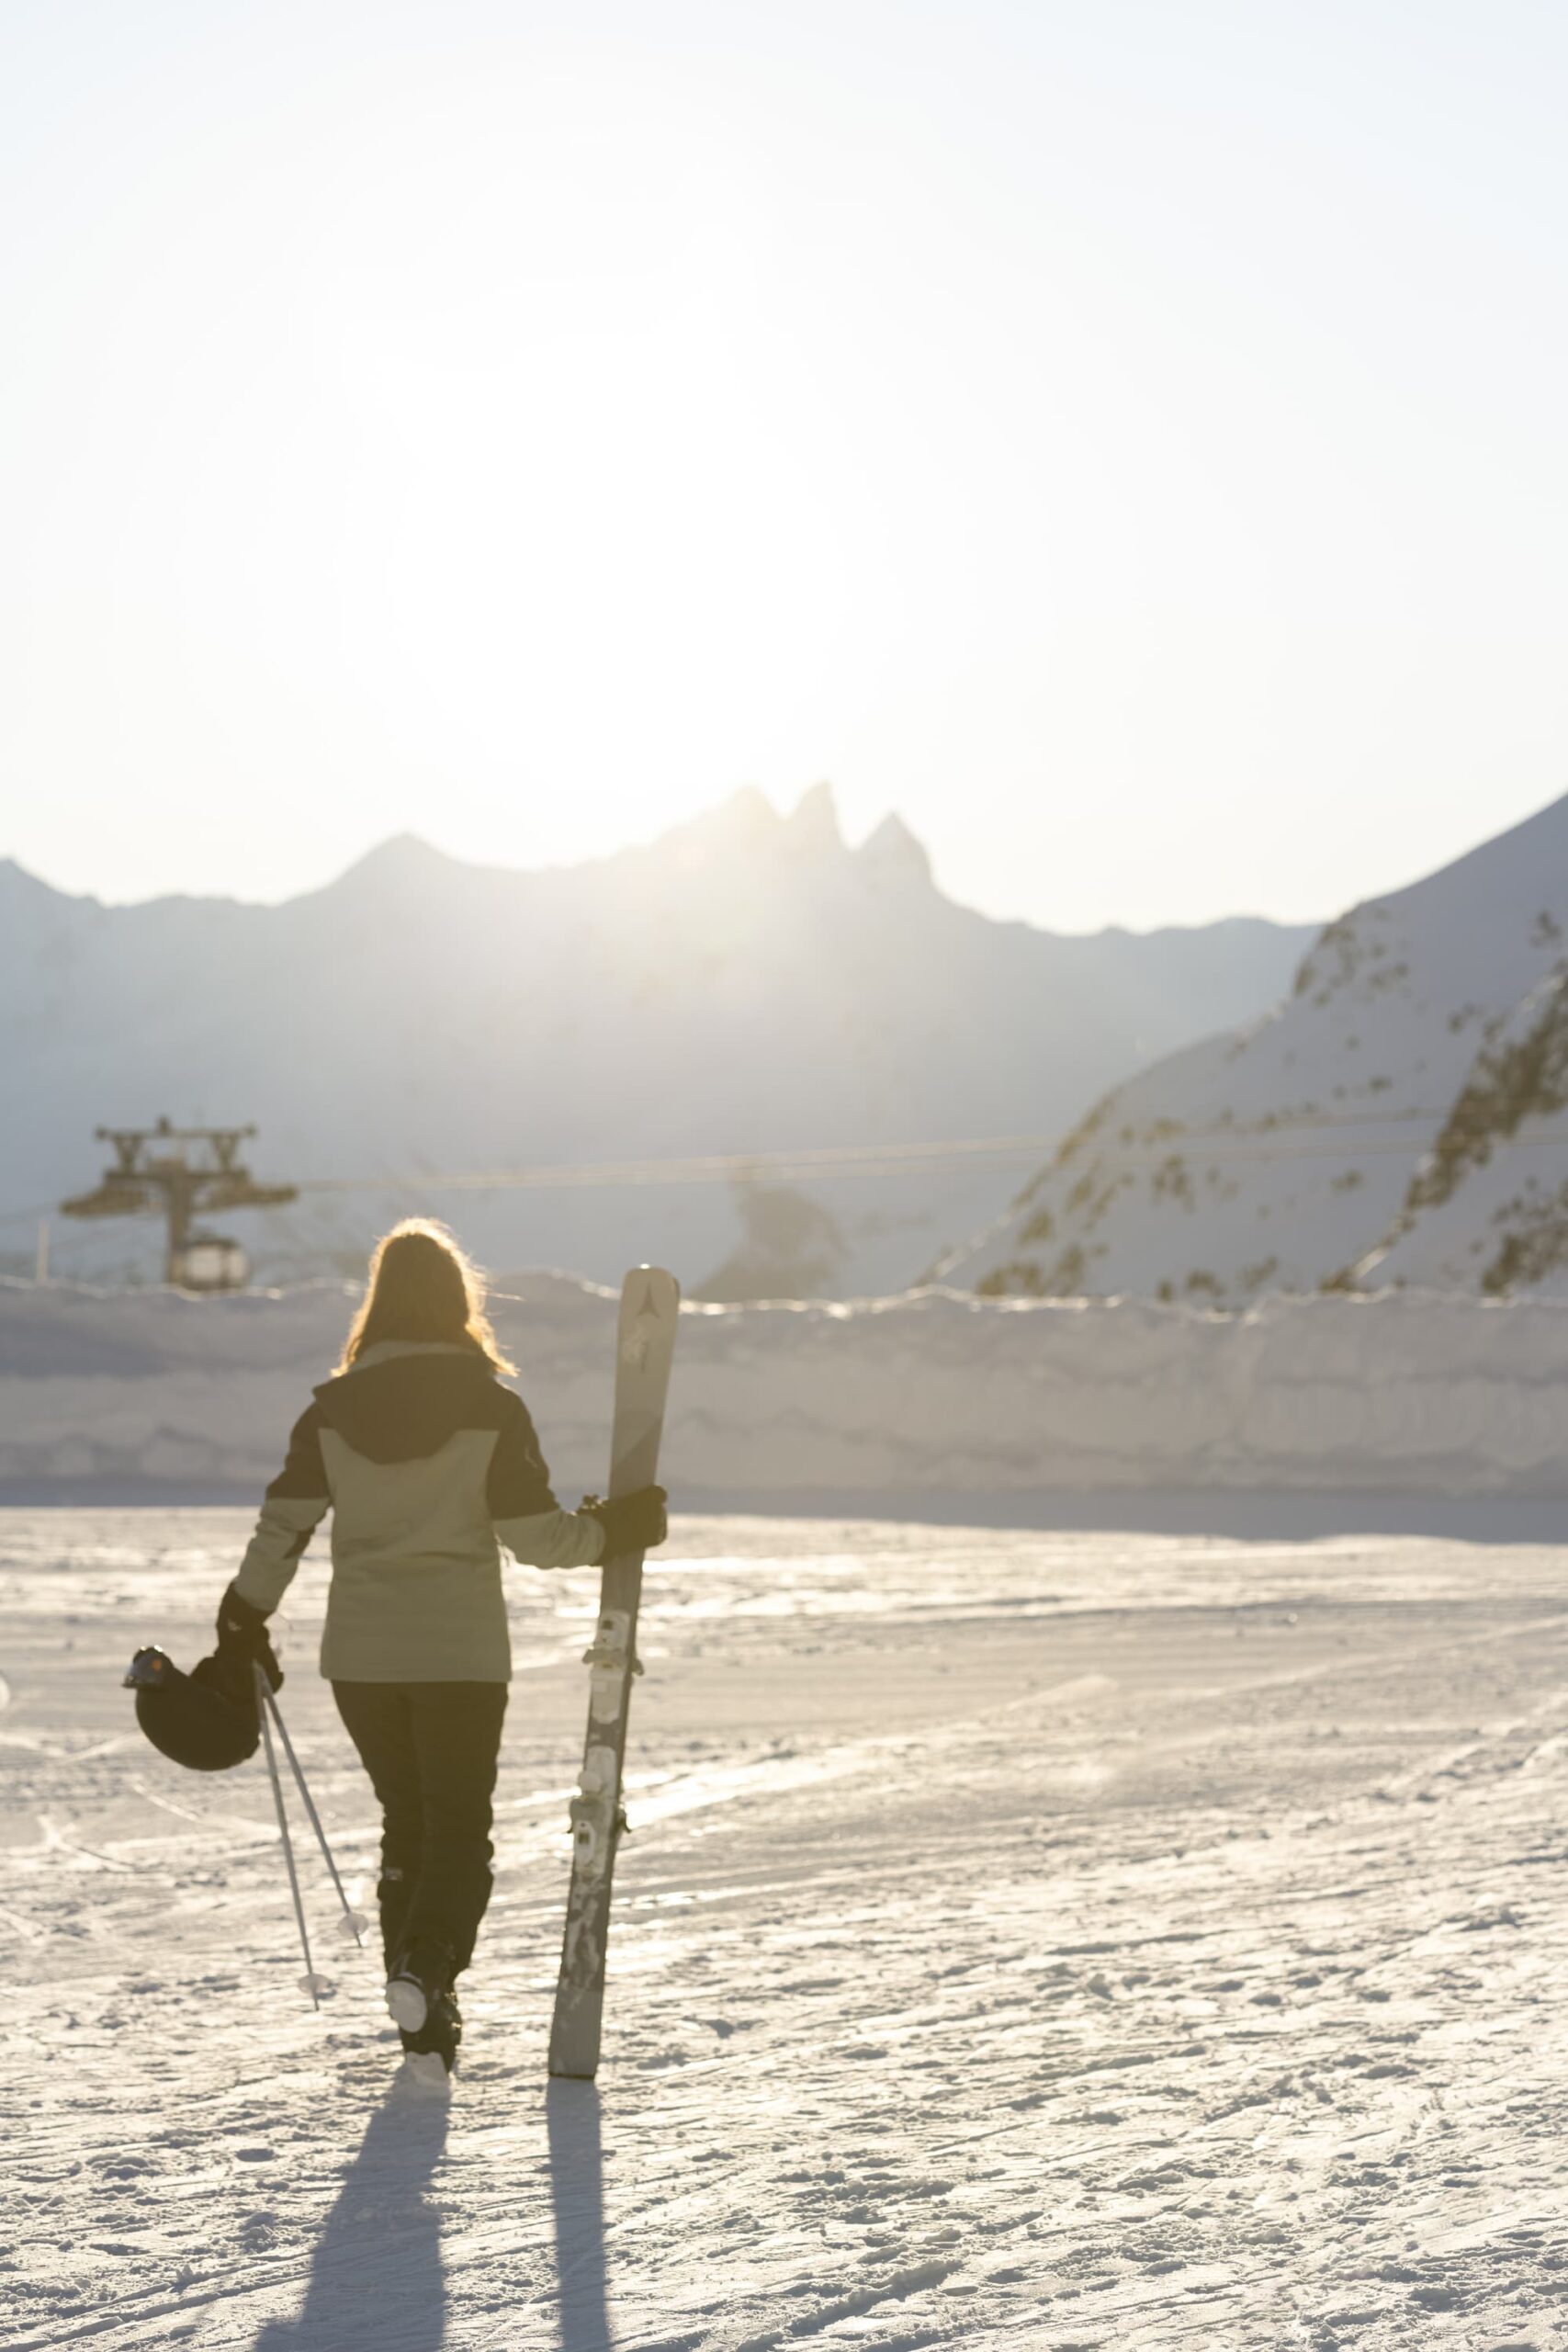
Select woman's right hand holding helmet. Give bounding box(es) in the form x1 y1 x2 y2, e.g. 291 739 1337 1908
210 1581 285 1698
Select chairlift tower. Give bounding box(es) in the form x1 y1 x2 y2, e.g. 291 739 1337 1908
61 1119 298 1290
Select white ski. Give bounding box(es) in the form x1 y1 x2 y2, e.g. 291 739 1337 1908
547 1265 680 2078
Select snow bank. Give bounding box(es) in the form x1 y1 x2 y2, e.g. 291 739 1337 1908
6 1273 1568 1500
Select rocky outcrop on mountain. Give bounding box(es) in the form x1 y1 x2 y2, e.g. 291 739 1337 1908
951 791 1568 1302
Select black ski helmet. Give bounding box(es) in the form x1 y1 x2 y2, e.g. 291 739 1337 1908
124 1646 260 1772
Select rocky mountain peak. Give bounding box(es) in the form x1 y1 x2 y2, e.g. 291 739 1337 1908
857 811 933 890
777 780 844 857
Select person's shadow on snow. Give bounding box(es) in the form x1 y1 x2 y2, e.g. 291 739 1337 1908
251 2076 450 2352
547 2078 615 2351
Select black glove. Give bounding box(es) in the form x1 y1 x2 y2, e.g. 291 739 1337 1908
581 1485 668 1558
212 1581 284 1697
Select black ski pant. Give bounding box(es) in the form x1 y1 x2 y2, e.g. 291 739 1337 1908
332 1680 508 1979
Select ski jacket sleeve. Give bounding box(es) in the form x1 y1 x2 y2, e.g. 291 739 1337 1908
488 1391 605 1573
233 1404 333 1613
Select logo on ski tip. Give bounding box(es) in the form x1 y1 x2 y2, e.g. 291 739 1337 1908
621 1282 660 1366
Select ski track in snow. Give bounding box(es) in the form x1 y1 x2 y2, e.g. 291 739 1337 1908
6 1509 1568 2348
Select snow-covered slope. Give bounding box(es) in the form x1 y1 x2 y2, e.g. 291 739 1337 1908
951 789 1568 1302
11 1506 1568 2346
1 786 1309 1299
9 1275 1568 1498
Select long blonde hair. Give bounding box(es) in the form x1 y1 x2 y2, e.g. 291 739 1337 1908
337 1219 515 1375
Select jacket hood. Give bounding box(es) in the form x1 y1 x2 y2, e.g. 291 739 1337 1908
313 1344 505 1465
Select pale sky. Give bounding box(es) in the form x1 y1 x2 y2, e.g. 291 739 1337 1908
3 0 1566 933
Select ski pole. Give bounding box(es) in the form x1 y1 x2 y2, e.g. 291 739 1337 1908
260 1683 366 1949
255 1663 322 2008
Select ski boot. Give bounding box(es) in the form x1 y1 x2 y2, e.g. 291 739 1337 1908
396 1985 462 2087
386 1937 457 2037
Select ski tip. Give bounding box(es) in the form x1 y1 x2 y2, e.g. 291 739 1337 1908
622 1264 680 1305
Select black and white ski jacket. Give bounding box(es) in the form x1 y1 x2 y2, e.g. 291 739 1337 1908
233 1340 604 1684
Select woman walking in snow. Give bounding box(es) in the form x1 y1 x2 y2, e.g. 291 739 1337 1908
204 1219 668 2076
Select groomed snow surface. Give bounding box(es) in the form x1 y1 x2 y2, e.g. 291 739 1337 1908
7 1505 1568 2348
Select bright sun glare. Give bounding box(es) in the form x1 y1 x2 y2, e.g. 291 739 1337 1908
4 3 1568 927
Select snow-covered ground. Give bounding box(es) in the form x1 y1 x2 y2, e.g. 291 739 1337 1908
7 1504 1568 2348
